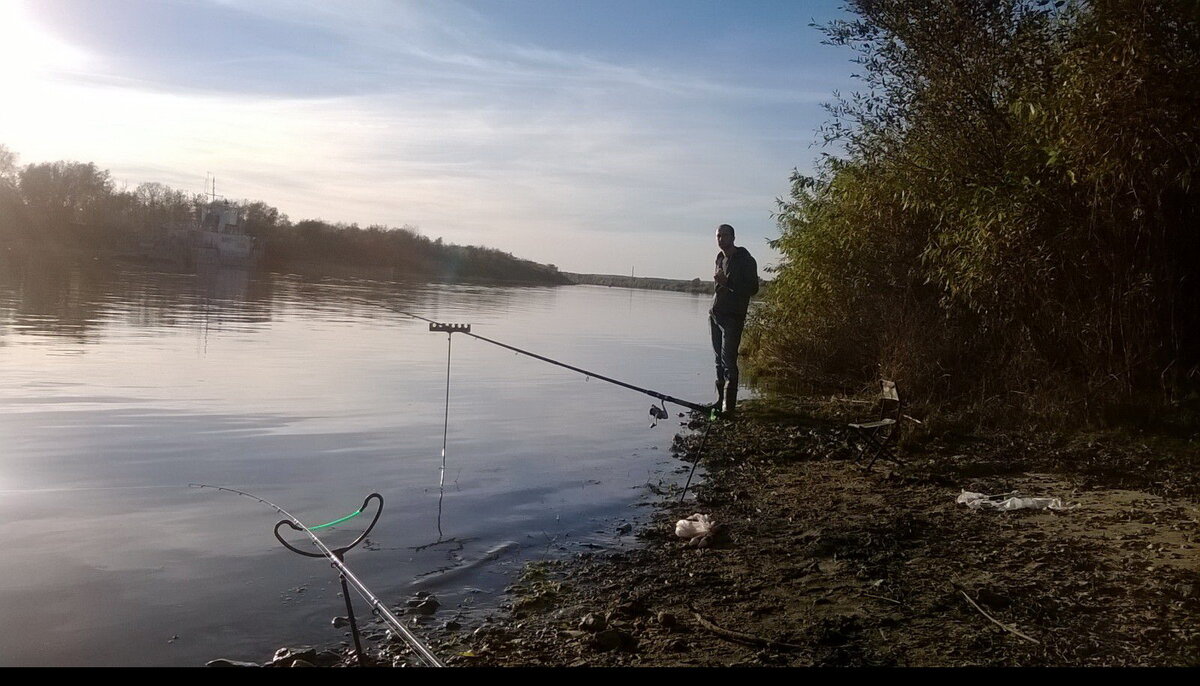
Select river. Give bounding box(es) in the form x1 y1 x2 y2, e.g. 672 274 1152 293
0 260 718 666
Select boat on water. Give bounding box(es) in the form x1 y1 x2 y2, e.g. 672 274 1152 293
133 179 263 268
187 200 260 267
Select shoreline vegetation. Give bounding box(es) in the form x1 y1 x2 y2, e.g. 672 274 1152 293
741 0 1200 429
0 160 757 293
0 149 570 288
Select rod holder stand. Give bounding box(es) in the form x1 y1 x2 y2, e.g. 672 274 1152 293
429 323 471 334
274 493 383 667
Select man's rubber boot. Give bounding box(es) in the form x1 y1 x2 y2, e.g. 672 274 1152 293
722 381 738 416
714 378 725 413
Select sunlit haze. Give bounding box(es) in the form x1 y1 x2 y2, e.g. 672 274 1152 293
0 0 856 279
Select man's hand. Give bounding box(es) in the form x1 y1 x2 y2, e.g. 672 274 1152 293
714 270 729 287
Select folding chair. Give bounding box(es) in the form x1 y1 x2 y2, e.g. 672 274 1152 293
848 380 905 470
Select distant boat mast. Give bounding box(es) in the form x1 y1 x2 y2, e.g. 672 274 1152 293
204 172 218 202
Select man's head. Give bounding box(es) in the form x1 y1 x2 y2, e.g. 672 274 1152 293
716 224 736 252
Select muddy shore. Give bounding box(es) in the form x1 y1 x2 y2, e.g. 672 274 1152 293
254 398 1199 667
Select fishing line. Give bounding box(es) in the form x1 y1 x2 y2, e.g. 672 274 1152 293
437 328 453 539
0 485 185 495
188 483 444 667
440 330 452 489
678 413 716 502
386 305 709 413
390 306 720 536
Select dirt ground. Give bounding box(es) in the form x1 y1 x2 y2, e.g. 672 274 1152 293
310 398 1200 667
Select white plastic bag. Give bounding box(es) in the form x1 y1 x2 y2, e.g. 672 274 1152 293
675 513 715 539
957 490 1076 511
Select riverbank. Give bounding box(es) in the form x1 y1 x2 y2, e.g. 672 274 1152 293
563 272 715 294
264 397 1199 667
441 398 1200 667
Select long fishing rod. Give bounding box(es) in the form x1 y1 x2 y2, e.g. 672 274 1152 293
387 306 710 413
188 483 445 668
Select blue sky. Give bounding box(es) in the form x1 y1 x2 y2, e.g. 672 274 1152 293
0 0 858 279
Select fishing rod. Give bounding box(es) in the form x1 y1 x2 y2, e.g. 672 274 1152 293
386 306 711 414
392 305 717 503
188 483 445 668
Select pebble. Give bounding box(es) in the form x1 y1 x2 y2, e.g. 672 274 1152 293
593 629 626 652
411 597 440 615
579 612 607 633
593 628 638 652
615 597 648 617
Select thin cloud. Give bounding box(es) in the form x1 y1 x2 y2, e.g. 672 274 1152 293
5 1 856 279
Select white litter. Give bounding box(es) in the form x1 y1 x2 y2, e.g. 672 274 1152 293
675 513 715 539
956 490 1077 511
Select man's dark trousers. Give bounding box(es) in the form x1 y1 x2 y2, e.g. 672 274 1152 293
710 312 744 394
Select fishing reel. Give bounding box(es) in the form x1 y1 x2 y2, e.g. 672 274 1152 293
649 402 669 427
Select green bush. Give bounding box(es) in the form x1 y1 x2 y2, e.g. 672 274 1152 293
748 0 1200 425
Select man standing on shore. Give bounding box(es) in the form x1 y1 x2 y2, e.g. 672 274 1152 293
710 223 758 415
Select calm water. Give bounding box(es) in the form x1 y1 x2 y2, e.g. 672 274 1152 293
0 259 718 666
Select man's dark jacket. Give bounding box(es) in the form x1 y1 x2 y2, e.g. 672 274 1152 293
711 246 759 320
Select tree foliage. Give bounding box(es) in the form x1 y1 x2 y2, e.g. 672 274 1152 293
747 0 1200 424
18 161 114 229
0 150 567 286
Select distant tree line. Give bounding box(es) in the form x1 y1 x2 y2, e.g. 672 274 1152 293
745 0 1200 426
0 147 567 286
563 272 718 295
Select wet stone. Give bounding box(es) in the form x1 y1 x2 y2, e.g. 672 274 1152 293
314 650 343 666
206 658 260 668
411 598 440 615
272 647 317 667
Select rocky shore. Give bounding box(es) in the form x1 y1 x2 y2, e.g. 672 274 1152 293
239 398 1200 667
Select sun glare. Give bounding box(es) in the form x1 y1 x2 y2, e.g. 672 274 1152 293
0 1 98 161
0 2 89 89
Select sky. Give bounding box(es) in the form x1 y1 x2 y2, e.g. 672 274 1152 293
0 0 858 279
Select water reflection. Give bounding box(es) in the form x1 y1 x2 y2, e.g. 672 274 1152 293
0 256 276 344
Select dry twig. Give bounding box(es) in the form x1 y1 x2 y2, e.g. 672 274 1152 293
689 606 805 652
960 591 1040 645
861 592 904 606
